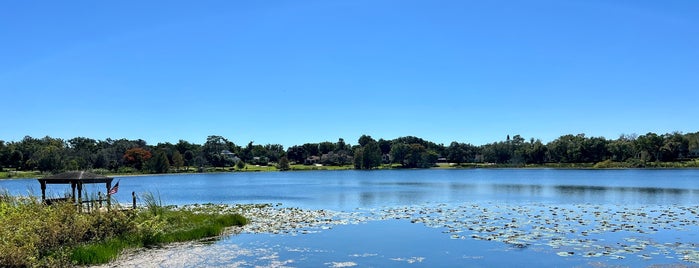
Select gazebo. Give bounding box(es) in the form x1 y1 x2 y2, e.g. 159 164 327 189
37 171 114 208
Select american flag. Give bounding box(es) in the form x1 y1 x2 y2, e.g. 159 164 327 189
108 181 119 195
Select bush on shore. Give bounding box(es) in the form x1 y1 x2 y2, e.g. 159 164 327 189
0 192 247 267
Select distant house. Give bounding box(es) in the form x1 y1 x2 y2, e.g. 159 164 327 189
221 150 235 157
382 154 392 164
304 156 321 165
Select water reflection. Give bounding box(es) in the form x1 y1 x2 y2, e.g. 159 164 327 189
553 185 693 204
491 184 544 196
2 169 699 209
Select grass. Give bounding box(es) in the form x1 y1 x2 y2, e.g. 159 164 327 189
0 169 42 179
289 164 354 171
70 211 248 265
0 192 248 267
71 237 135 265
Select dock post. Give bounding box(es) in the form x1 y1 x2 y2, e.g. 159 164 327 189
132 191 136 209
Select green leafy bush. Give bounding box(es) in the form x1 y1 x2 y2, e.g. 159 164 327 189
0 193 247 267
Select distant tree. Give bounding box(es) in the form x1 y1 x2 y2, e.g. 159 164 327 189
175 140 196 154
358 135 375 147
660 132 689 161
390 143 409 165
35 145 63 172
236 159 246 170
525 139 547 164
318 142 335 155
9 150 23 169
286 145 306 164
302 143 320 158
93 153 107 169
335 138 347 152
608 135 636 162
264 144 285 163
582 136 609 163
354 141 381 169
150 151 170 174
378 139 391 155
202 135 232 167
481 142 512 164
321 151 353 166
546 134 587 163
0 141 6 170
123 147 152 170
184 150 194 170
277 156 290 171
172 151 184 171
67 137 98 169
193 155 206 169
635 132 663 162
446 142 466 165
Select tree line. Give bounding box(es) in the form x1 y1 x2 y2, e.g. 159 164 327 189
1 131 698 174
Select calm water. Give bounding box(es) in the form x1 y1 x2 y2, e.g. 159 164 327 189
3 169 699 267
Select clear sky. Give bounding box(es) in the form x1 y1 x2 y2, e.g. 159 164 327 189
1 0 697 148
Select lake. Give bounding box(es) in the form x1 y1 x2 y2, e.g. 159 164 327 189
3 169 699 267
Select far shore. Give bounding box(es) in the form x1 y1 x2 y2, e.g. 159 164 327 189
2 160 699 181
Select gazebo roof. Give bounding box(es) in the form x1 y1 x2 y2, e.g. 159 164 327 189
38 171 113 184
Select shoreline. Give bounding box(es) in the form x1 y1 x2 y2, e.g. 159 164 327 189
2 163 699 181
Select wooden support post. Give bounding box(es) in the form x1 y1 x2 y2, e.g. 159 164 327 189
77 182 83 212
132 191 136 209
106 181 112 211
40 181 46 203
98 192 103 208
71 183 77 203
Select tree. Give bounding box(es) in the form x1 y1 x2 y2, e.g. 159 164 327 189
446 142 466 165
378 139 391 155
172 151 184 171
35 145 63 172
286 146 306 164
608 135 636 162
123 147 152 170
236 159 246 170
635 132 663 162
277 156 290 171
318 142 335 155
202 135 232 167
660 132 689 161
481 142 512 164
184 150 194 170
354 141 381 170
9 150 23 169
335 138 347 152
358 135 375 147
150 151 170 174
67 137 98 169
390 143 409 165
525 139 547 164
264 144 285 163
302 143 320 158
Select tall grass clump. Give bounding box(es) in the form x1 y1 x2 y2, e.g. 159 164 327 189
71 237 135 265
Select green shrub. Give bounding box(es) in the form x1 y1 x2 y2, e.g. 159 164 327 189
0 192 248 266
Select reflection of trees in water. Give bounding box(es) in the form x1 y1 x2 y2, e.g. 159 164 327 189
359 190 427 207
490 184 544 196
553 185 690 203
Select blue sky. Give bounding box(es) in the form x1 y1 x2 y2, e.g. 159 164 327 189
1 0 697 147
